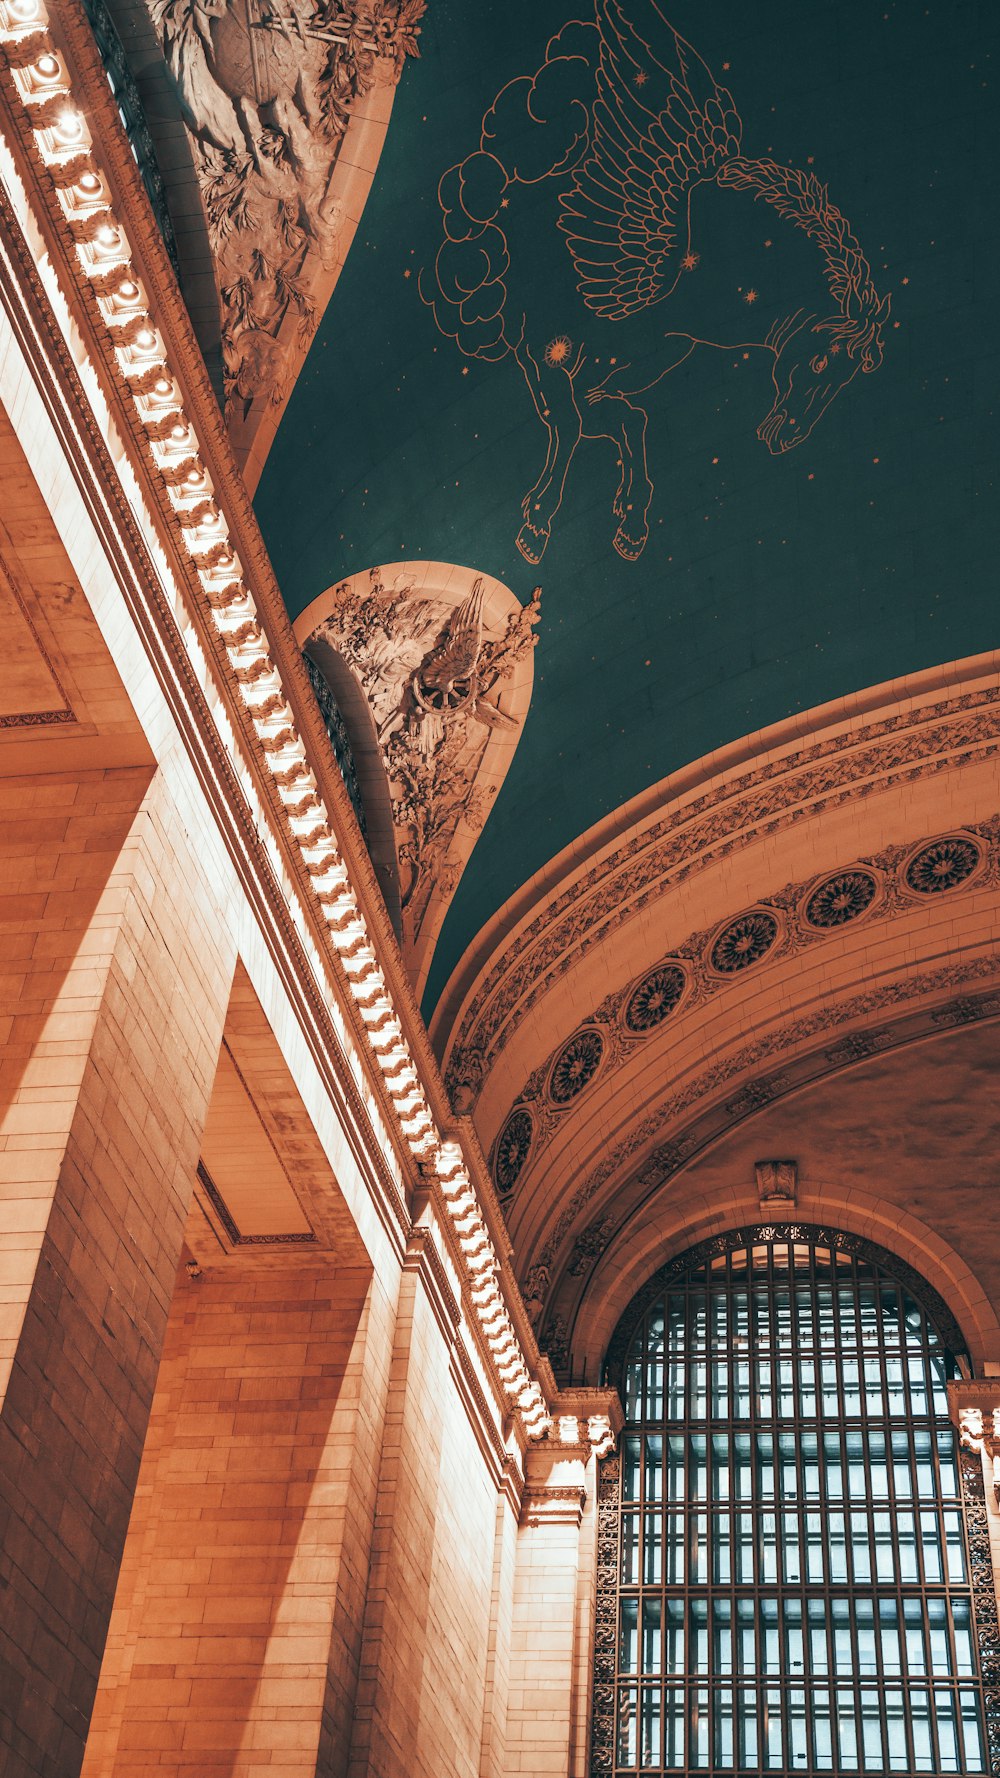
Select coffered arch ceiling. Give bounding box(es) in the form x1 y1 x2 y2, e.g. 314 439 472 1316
254 1 1000 1341
424 657 1000 1348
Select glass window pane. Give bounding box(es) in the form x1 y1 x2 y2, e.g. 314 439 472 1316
601 1232 989 1776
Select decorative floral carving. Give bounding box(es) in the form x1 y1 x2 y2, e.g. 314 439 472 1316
494 1107 533 1197
566 1216 616 1276
590 1456 621 1773
481 818 1000 1185
709 909 779 974
804 868 877 928
149 0 424 421
306 571 540 977
905 835 981 895
541 1311 568 1370
548 1029 604 1104
623 962 685 1032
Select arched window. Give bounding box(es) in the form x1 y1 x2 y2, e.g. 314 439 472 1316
592 1226 997 1775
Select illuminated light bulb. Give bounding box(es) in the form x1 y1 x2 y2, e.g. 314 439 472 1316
152 375 172 395
135 326 155 348
185 467 203 485
10 0 43 18
54 108 83 142
95 223 117 246
35 53 59 76
118 279 138 299
77 171 100 193
169 421 187 440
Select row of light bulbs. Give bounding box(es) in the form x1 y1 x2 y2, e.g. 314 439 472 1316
0 0 551 1439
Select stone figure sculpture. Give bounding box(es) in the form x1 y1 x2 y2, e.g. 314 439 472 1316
149 0 423 417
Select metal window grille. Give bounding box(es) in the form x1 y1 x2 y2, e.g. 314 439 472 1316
592 1226 997 1775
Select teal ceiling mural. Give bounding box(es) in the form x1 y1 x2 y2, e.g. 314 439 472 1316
254 0 999 1013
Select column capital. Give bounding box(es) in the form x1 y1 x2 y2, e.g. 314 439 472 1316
949 1379 1000 1504
547 1385 624 1459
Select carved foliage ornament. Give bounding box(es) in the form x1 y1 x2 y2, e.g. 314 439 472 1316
534 962 1000 1276
483 822 996 1206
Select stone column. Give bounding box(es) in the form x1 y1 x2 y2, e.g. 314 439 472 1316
506 1391 622 1778
0 768 236 1778
347 1220 511 1778
479 1470 520 1778
81 1259 379 1777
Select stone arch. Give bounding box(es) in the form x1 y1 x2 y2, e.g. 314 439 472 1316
574 1184 1000 1382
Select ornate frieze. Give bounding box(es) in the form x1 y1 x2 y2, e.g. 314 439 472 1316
531 965 1000 1302
490 823 999 1207
440 696 1000 1080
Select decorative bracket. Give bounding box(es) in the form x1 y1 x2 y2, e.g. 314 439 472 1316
756 1157 797 1210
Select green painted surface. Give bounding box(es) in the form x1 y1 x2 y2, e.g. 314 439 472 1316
254 0 999 1014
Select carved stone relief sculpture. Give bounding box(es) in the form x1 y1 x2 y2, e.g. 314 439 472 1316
144 0 423 470
294 562 540 995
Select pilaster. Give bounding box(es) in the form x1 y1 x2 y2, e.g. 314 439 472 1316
506 1387 622 1778
0 767 236 1778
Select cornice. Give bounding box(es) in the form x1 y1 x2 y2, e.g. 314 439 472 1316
0 1 551 1438
493 822 999 1197
438 675 1000 1087
0 163 411 1265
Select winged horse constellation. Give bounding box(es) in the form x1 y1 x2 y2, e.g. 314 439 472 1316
421 1 890 563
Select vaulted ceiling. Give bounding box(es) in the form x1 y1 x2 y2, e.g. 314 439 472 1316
242 0 1000 1376
256 0 999 1018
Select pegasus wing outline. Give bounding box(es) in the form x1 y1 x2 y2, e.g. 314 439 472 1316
559 0 743 319
420 580 487 694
